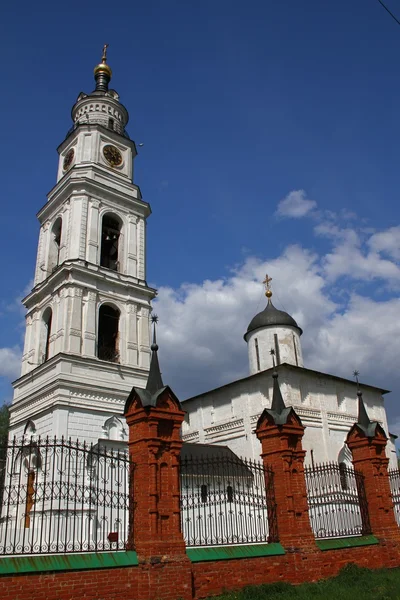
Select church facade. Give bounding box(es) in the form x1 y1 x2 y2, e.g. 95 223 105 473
8 50 398 472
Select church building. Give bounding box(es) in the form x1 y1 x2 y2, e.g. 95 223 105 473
8 50 398 472
181 278 398 469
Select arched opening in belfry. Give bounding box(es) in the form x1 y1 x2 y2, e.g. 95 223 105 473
97 304 120 363
48 217 62 273
41 307 53 363
100 214 121 271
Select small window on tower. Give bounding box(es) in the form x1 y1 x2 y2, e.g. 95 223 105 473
97 304 120 363
108 117 114 130
100 214 121 271
255 338 261 371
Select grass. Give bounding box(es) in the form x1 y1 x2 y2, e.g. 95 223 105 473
209 564 400 600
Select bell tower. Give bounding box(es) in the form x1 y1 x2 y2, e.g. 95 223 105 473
10 48 156 443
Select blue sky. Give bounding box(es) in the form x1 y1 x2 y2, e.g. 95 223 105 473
1 0 400 433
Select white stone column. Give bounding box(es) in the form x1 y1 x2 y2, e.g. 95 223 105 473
69 197 86 259
137 218 145 280
31 310 41 366
82 290 97 357
34 225 46 285
67 288 83 354
126 215 138 277
86 199 101 264
59 200 70 264
21 314 33 376
53 290 65 355
138 306 150 368
126 304 138 366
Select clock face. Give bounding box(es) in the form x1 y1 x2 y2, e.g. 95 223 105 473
103 145 123 167
63 148 74 171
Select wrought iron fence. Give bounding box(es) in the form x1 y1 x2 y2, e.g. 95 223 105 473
388 468 400 526
180 453 278 546
0 437 131 555
305 461 371 539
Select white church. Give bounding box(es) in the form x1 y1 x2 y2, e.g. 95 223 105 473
8 49 398 471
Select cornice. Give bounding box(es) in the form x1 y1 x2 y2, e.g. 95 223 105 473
38 168 149 221
12 352 149 392
23 260 156 308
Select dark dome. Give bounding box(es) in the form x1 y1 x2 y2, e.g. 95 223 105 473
245 299 302 339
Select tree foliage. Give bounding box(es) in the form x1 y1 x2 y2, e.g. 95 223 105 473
0 403 10 449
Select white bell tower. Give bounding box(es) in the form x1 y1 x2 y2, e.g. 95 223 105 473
10 48 156 444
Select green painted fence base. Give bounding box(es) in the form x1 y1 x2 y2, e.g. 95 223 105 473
0 550 138 575
316 535 379 551
186 543 285 562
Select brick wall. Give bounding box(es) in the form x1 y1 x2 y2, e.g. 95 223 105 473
1 539 400 600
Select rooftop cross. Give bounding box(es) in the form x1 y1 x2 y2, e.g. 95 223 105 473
102 44 109 63
263 274 273 298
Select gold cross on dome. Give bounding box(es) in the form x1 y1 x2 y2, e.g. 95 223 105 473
263 274 272 291
102 44 109 63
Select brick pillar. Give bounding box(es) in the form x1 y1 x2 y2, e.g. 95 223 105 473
346 423 400 541
124 385 192 600
256 408 315 550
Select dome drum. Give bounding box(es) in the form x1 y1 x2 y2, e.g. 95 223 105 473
72 96 129 135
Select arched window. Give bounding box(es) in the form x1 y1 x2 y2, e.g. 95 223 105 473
24 420 36 440
338 444 353 491
103 416 125 441
41 308 52 363
98 304 120 362
48 217 62 273
100 214 121 271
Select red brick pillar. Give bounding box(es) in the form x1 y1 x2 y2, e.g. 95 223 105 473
124 385 192 600
255 408 315 550
346 422 400 541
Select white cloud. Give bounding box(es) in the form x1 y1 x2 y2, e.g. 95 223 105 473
368 226 400 261
0 346 22 380
275 190 317 219
153 217 400 432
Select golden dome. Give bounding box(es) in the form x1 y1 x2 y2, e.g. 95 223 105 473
94 44 112 80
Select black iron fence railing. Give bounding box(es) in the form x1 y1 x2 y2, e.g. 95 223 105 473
304 461 371 539
0 437 131 555
388 468 400 526
180 454 278 547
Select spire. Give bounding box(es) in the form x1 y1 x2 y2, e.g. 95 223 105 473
270 349 286 414
353 370 378 437
93 44 112 92
146 315 164 395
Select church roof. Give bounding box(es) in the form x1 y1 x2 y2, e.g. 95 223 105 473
182 362 390 404
245 298 302 339
181 443 253 477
